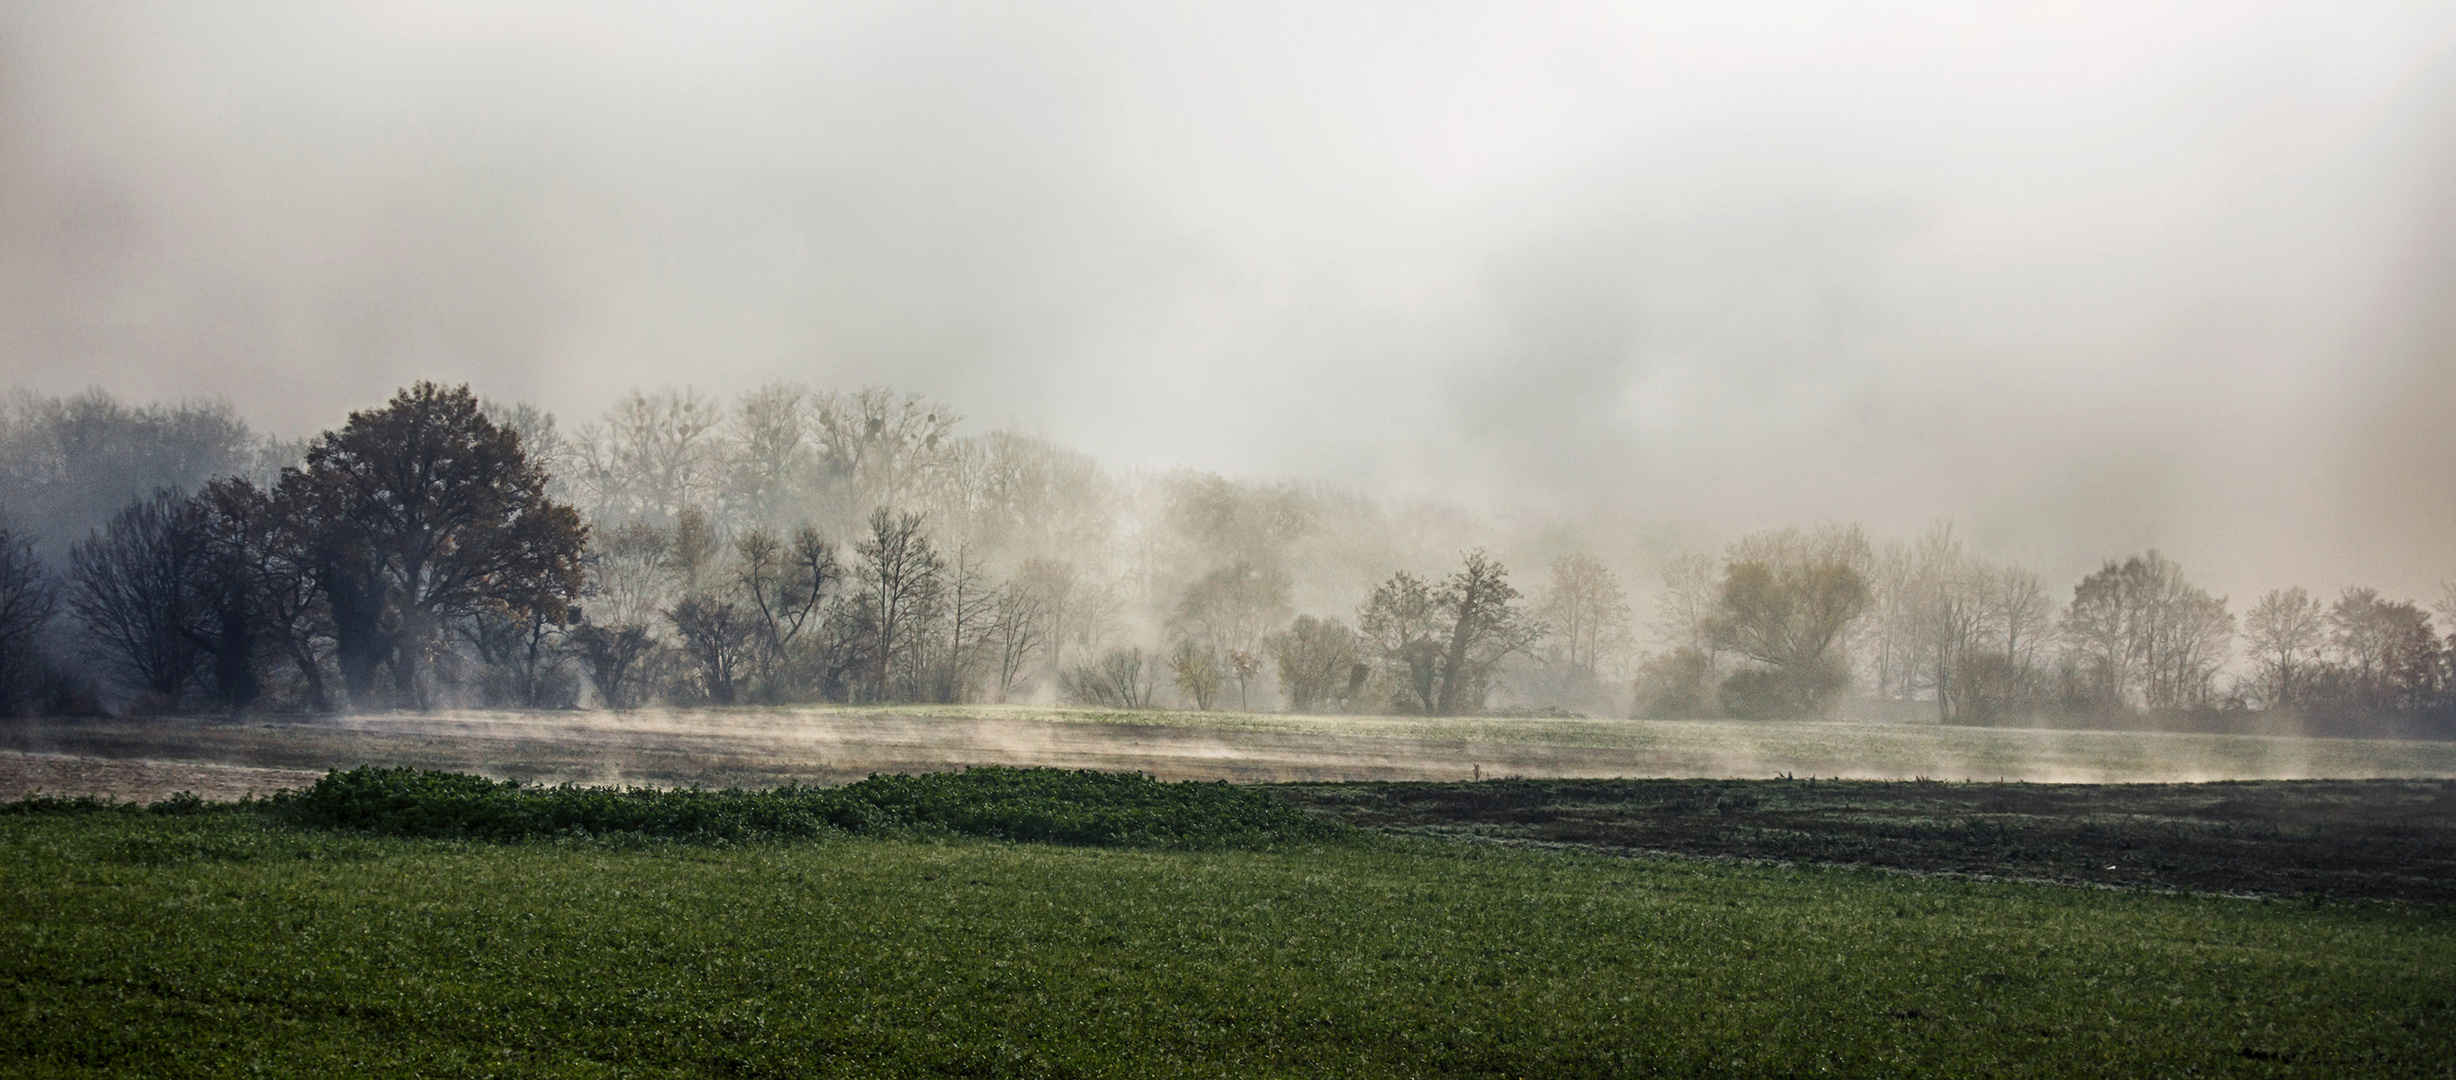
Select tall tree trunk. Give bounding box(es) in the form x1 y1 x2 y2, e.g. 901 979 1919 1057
326 572 384 707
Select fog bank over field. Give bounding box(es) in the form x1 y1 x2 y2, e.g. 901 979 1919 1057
4 2 2455 600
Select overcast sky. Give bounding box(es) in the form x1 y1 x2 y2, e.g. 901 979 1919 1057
3 1 2453 600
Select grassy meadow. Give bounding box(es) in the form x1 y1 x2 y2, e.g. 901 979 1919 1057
4 789 2453 1077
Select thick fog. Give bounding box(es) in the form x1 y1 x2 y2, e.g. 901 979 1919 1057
4 1 2454 602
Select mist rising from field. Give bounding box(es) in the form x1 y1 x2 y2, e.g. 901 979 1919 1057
16 706 2453 799
6 2 2456 603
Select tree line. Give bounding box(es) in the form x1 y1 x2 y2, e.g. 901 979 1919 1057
3 382 2450 737
1635 523 2456 736
0 383 1627 718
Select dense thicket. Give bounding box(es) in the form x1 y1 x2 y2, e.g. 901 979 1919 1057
4 382 2451 736
261 764 1346 849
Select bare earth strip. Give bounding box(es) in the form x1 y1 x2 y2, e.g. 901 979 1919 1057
7 706 2456 802
0 752 327 803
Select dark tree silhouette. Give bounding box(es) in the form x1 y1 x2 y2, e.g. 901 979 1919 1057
1357 553 1539 717
2327 588 2441 712
569 622 654 709
0 527 57 714
192 477 333 711
667 595 753 705
1430 551 1541 716
279 383 587 707
734 526 840 699
1358 570 1442 713
67 489 206 708
851 508 942 701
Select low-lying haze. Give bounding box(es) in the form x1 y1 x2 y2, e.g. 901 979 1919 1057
4 1 2452 600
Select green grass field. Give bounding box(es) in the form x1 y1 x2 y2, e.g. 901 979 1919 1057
5 794 2452 1077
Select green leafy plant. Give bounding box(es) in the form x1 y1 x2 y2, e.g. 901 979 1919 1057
260 765 1349 849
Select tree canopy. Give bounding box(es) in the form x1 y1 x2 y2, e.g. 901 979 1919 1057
280 382 587 706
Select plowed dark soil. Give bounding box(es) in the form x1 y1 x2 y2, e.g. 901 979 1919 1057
1276 777 2456 902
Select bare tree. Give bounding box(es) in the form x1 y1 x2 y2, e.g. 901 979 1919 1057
735 527 839 699
587 521 674 630
2331 588 2396 689
572 519 672 711
1636 550 1727 718
2244 587 2328 707
2062 551 2232 711
0 527 57 715
182 485 267 712
0 389 260 565
809 387 960 529
1170 562 1292 710
723 383 813 531
1649 551 1722 659
1061 646 1160 709
1536 552 1633 707
1358 569 1442 713
2152 590 2235 711
1430 551 1542 716
988 582 1047 703
190 478 330 711
667 595 753 705
569 622 654 709
573 387 726 524
1228 649 1262 710
665 506 723 600
851 508 943 701
1949 562 2054 723
1064 577 1124 672
1981 564 2055 671
1906 523 1981 722
924 545 997 703
67 489 207 708
1014 558 1080 676
955 431 1113 558
1162 472 1319 571
1267 615 1360 714
1169 640 1223 710
2061 562 2135 711
1863 540 1919 701
481 399 569 503
463 594 580 708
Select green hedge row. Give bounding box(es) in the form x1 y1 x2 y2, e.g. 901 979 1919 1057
203 765 1347 849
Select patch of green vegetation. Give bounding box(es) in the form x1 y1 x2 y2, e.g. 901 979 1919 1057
258 765 1348 849
3 810 2451 1077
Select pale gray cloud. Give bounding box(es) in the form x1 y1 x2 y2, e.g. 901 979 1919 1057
3 0 2452 599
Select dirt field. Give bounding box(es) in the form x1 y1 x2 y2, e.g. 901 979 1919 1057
0 752 325 803
11 707 2455 903
7 705 2456 803
1280 776 2456 902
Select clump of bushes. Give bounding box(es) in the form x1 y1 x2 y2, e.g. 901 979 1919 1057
261 765 1347 849
0 791 222 816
